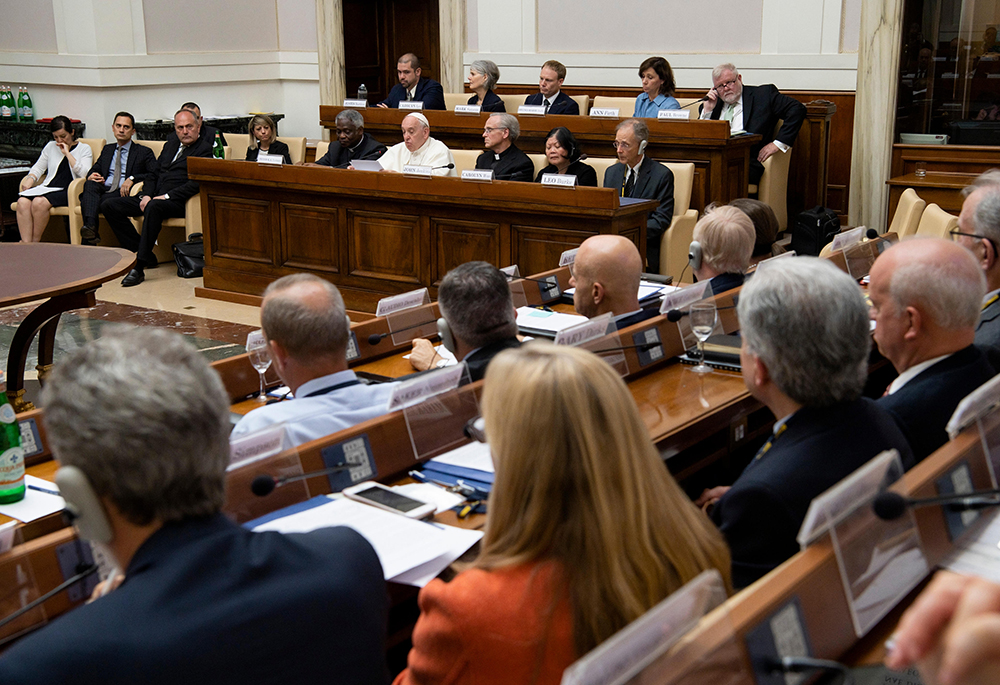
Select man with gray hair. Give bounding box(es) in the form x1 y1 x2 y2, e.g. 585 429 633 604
602 118 674 274
691 205 756 294
409 261 520 380
376 112 456 176
870 238 995 463
0 328 388 683
475 113 534 181
696 257 912 588
954 169 1000 349
305 109 387 169
231 273 395 446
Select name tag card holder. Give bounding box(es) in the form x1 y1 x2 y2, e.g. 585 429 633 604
461 169 494 183
843 240 881 281
501 265 530 308
223 444 308 525
399 101 424 111
558 313 629 377
376 289 436 347
829 226 866 253
387 363 480 461
559 248 579 269
588 108 620 119
658 109 691 121
749 250 796 274
518 105 546 116
402 164 433 178
230 423 291 467
256 152 283 166
541 173 577 188
659 282 719 353
343 99 367 109
454 104 481 115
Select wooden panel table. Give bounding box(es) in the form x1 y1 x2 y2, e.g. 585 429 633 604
886 171 978 220
188 158 656 312
320 106 760 212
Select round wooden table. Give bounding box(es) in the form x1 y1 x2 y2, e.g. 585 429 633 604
0 243 135 411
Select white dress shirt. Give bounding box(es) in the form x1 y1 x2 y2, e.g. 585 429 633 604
379 137 457 176
886 353 953 395
700 95 790 152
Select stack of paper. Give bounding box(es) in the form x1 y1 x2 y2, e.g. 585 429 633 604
422 441 494 494
516 307 587 338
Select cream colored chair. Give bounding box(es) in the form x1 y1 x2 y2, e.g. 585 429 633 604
661 162 698 281
500 94 532 112
592 96 636 115
914 203 958 240
451 149 482 175
888 188 926 239
586 156 618 186
748 120 792 231
527 153 546 180
570 94 590 115
225 133 250 161
444 93 469 110
315 141 330 162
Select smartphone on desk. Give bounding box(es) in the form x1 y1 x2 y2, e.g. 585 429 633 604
343 482 436 520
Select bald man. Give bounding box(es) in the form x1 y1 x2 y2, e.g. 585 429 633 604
870 238 996 464
376 113 456 176
569 235 658 330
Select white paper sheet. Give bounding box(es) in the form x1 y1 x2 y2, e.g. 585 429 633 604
19 185 63 198
391 526 483 587
516 307 587 334
429 440 495 474
0 475 65 523
351 159 383 172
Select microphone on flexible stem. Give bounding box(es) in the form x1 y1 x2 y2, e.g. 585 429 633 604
681 97 710 109
873 489 1000 521
367 317 438 346
0 562 98 632
588 341 664 354
866 228 879 240
666 304 738 323
433 163 455 170
251 463 355 497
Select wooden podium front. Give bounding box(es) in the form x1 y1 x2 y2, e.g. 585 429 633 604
188 159 656 312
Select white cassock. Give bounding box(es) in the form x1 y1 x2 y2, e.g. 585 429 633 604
379 137 457 176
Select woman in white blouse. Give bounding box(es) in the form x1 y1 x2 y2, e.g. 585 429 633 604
17 115 93 242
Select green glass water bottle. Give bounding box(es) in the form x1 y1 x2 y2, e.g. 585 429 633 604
0 371 25 504
0 87 13 120
213 130 225 159
19 87 32 122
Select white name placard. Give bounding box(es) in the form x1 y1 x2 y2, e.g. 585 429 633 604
559 247 579 267
229 424 288 466
518 105 546 116
343 99 367 108
375 288 430 317
387 362 467 411
454 104 481 114
554 313 614 346
659 280 711 315
402 164 433 178
461 169 494 182
830 226 867 252
256 152 283 166
753 249 797 272
500 264 520 278
400 100 424 110
589 108 620 118
541 173 577 188
658 109 691 120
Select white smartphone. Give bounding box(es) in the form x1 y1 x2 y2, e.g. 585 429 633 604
342 482 436 520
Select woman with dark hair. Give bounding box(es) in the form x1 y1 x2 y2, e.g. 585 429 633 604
729 198 786 264
16 115 93 242
245 114 291 163
533 127 597 187
633 56 680 118
467 59 505 112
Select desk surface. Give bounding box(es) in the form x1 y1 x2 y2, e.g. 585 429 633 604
0 244 134 307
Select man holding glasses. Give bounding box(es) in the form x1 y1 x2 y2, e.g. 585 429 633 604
699 63 806 185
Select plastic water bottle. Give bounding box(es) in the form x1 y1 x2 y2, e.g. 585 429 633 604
0 371 25 504
358 84 367 103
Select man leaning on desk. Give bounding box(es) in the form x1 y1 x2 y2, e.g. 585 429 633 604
0 327 388 685
377 52 446 110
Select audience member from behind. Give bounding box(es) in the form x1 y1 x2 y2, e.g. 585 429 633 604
570 235 655 330
306 109 387 169
697 258 913 588
0 328 388 685
953 170 1000 351
690 205 755 294
409 261 520 380
467 59 505 112
870 238 995 464
17 115 93 242
245 114 290 164
377 113 456 176
476 113 534 181
729 198 785 264
395 344 732 685
377 53 446 110
633 57 681 118
534 127 597 186
231 274 395 446
524 60 580 115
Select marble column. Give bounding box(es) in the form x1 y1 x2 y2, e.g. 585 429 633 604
438 0 465 93
849 0 903 232
316 0 346 109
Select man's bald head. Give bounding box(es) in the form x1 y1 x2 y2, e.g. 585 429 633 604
261 274 349 363
571 235 643 318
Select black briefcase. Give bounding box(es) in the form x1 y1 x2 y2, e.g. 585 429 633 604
172 233 204 278
790 206 840 256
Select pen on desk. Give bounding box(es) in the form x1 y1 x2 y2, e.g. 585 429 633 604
28 484 60 496
408 470 451 489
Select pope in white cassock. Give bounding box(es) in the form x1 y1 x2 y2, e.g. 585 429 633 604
374 112 457 176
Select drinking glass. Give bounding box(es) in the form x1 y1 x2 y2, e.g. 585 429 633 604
246 330 272 402
689 302 718 374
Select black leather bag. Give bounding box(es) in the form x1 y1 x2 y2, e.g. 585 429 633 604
790 206 841 256
172 233 204 278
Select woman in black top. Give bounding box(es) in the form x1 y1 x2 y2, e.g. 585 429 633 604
534 127 597 187
245 114 291 163
467 60 505 112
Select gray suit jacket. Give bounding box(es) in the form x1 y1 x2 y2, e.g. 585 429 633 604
603 156 674 274
976 296 1000 350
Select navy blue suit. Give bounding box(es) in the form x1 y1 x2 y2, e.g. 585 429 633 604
0 515 388 685
708 272 745 295
79 141 157 230
379 77 446 110
524 91 580 115
603 157 674 274
469 91 505 112
878 346 995 464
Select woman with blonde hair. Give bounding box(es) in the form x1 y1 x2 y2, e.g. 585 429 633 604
394 343 731 685
245 114 291 163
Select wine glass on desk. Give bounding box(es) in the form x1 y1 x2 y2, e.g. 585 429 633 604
246 330 272 402
689 302 717 374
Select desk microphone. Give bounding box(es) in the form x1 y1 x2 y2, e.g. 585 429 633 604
367 317 438 346
866 228 879 240
501 272 563 289
873 489 1000 521
666 304 737 323
587 341 664 355
433 163 455 170
251 463 355 497
681 97 710 109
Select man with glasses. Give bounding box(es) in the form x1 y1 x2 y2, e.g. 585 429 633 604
953 170 1000 350
304 109 386 169
475 113 533 181
602 118 673 273
699 63 806 185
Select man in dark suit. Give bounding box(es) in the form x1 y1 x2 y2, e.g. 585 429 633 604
377 53 446 110
690 205 756 295
408 262 520 380
181 101 227 146
0 328 388 685
699 63 806 185
696 258 913 588
870 238 995 464
102 109 213 286
523 60 580 115
304 109 387 169
953 171 1000 352
602 119 674 274
570 234 657 330
475 113 534 181
78 111 157 245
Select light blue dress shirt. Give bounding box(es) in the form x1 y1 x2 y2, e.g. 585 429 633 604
104 140 131 188
633 93 680 118
230 370 396 447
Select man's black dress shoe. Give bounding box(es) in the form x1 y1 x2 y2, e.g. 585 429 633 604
121 268 145 287
80 226 99 246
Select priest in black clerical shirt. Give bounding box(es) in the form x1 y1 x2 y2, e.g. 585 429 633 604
305 109 386 169
475 113 534 182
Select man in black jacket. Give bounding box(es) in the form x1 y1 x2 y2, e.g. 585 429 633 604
475 113 534 181
523 60 580 115
78 111 157 245
305 109 387 169
377 53 446 110
102 109 213 286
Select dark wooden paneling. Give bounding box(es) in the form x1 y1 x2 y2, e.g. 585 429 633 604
348 209 423 284
431 218 501 284
209 196 270 263
281 204 340 273
343 0 385 102
512 225 593 276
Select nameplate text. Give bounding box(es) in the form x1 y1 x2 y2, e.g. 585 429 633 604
659 280 711 315
462 169 494 182
387 362 467 411
402 164 433 178
400 100 424 111
375 288 430 317
229 424 288 466
343 99 367 109
454 104 482 114
589 108 620 118
658 109 691 120
541 173 577 188
554 313 613 346
256 152 283 166
559 247 579 267
518 105 546 116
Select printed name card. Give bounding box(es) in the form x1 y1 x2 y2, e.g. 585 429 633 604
454 104 481 114
559 247 579 267
402 164 433 178
554 313 614 346
399 100 424 110
753 249 797 273
659 280 711 315
256 152 283 166
830 226 867 252
518 105 546 116
658 109 690 120
229 424 288 466
375 288 430 317
499 264 520 278
343 99 367 108
541 173 577 188
589 108 620 118
461 169 494 182
387 362 467 411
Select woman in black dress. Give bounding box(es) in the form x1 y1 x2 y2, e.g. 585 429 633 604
467 60 505 112
534 127 597 186
245 114 291 163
